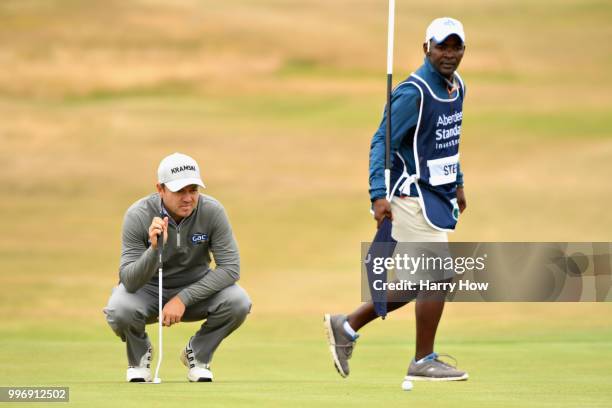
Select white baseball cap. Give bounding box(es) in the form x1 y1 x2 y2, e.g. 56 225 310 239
157 152 206 192
425 17 466 44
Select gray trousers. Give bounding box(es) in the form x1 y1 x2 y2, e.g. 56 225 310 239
104 283 251 367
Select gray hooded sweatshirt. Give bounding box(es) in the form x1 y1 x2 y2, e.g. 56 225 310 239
119 193 240 306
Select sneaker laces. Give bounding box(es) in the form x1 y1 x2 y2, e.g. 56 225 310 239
185 339 211 369
434 353 458 369
185 344 196 369
129 346 152 369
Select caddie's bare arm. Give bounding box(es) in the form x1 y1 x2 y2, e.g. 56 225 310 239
373 198 393 228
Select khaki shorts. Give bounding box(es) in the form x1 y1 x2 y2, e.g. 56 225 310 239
390 196 448 243
390 197 451 283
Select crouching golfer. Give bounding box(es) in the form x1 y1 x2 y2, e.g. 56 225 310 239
104 152 251 382
325 18 469 381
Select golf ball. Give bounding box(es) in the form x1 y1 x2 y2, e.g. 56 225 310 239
401 380 413 391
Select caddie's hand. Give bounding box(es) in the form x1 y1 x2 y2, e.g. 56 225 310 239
149 216 169 249
161 296 185 327
373 198 393 228
457 186 467 214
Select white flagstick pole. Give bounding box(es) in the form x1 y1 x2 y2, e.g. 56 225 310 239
385 0 395 201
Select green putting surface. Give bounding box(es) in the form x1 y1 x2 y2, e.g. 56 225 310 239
1 309 611 408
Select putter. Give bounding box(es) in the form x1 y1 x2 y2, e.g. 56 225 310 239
142 230 163 384
153 230 163 384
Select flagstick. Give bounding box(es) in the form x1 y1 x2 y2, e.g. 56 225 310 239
385 0 395 201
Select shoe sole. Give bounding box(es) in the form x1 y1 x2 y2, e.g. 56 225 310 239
181 348 213 383
191 377 212 383
404 373 469 382
323 314 348 378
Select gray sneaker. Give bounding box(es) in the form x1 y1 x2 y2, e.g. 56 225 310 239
405 353 468 381
323 314 357 378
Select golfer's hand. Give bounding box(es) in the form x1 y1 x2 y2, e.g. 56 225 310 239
456 186 467 214
161 296 185 327
373 198 393 228
149 216 169 249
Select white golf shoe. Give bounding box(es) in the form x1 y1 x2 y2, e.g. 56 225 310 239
126 346 152 382
180 338 213 382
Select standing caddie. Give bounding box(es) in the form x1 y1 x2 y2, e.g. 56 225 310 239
325 17 469 381
104 152 251 382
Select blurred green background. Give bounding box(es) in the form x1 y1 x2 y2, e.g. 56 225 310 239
1 0 611 407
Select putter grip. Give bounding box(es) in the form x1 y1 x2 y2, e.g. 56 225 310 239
157 230 164 266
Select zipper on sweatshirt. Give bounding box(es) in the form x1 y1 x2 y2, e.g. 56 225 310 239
160 203 191 248
175 219 185 248
164 217 182 248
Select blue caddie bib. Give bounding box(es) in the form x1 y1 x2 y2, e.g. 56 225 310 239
393 72 465 231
